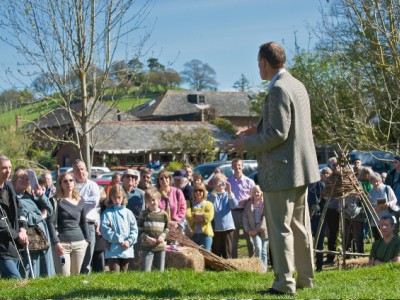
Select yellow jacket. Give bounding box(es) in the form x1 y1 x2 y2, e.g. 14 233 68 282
186 200 214 237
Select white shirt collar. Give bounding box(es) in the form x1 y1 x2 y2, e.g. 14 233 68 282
268 69 286 90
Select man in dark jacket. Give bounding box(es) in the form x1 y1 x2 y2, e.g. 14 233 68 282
0 155 28 279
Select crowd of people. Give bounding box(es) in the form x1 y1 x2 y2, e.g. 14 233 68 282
1 151 400 280
308 156 400 271
0 155 266 279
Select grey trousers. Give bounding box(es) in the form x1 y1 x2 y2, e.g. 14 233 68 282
264 185 314 294
140 250 165 272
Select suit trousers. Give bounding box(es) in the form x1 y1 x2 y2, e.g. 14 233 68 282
264 185 314 294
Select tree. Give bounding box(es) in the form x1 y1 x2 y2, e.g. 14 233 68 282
32 73 56 96
180 59 218 91
0 129 32 167
147 58 165 71
148 69 181 91
233 74 250 92
305 0 400 152
0 89 35 112
0 0 154 170
160 126 216 165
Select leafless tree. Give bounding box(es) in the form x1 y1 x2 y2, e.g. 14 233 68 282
308 0 400 152
0 0 154 170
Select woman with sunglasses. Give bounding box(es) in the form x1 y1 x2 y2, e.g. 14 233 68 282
50 172 90 276
186 183 214 251
156 170 186 229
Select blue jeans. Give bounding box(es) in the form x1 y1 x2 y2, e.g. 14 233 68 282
252 235 268 272
140 250 166 272
191 233 213 251
0 258 22 279
80 223 96 274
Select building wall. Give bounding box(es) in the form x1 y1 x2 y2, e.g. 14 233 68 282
55 143 80 167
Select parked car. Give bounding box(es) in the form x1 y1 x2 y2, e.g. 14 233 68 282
348 150 394 173
92 178 112 188
53 166 112 181
91 170 124 179
193 160 258 185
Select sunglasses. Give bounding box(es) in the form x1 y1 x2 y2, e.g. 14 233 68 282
125 175 138 180
159 176 169 181
62 179 74 183
194 189 204 193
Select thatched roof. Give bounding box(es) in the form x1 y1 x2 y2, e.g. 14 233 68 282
129 90 257 119
29 100 138 130
92 121 233 154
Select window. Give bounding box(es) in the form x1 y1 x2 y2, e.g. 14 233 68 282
198 95 206 104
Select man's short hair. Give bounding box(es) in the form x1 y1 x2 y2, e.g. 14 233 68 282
0 155 10 163
231 158 242 166
73 159 86 167
381 214 396 225
259 42 286 69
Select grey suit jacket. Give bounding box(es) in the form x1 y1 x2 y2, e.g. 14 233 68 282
245 72 319 192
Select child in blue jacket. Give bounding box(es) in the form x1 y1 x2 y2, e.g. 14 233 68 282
101 185 138 272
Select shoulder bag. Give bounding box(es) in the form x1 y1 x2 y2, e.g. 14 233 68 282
27 225 50 252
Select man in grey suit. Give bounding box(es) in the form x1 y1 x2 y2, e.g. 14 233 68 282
228 42 320 296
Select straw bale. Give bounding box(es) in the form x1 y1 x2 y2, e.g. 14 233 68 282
165 246 205 272
225 257 264 273
166 225 238 271
344 257 369 269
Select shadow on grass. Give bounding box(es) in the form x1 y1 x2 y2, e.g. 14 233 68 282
51 287 182 299
51 286 258 299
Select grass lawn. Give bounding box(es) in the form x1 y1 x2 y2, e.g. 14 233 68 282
1 234 399 298
1 264 399 299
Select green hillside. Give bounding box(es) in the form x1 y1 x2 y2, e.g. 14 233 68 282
0 96 150 128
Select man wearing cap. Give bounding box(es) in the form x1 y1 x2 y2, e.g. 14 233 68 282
72 159 101 274
384 155 400 234
173 169 193 202
138 168 152 191
121 169 144 269
369 215 400 265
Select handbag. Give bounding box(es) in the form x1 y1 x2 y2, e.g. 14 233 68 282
27 225 50 252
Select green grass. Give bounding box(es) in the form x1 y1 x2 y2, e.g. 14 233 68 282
1 264 399 299
104 96 150 111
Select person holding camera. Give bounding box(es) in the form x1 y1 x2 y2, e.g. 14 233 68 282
51 172 90 276
12 168 55 278
207 173 238 258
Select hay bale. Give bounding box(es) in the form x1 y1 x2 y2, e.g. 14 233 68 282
225 257 264 273
344 257 369 269
165 246 205 272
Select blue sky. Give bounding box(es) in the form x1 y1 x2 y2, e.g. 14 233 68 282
144 0 324 91
0 0 325 92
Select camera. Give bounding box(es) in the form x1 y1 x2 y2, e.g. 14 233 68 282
60 255 65 265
